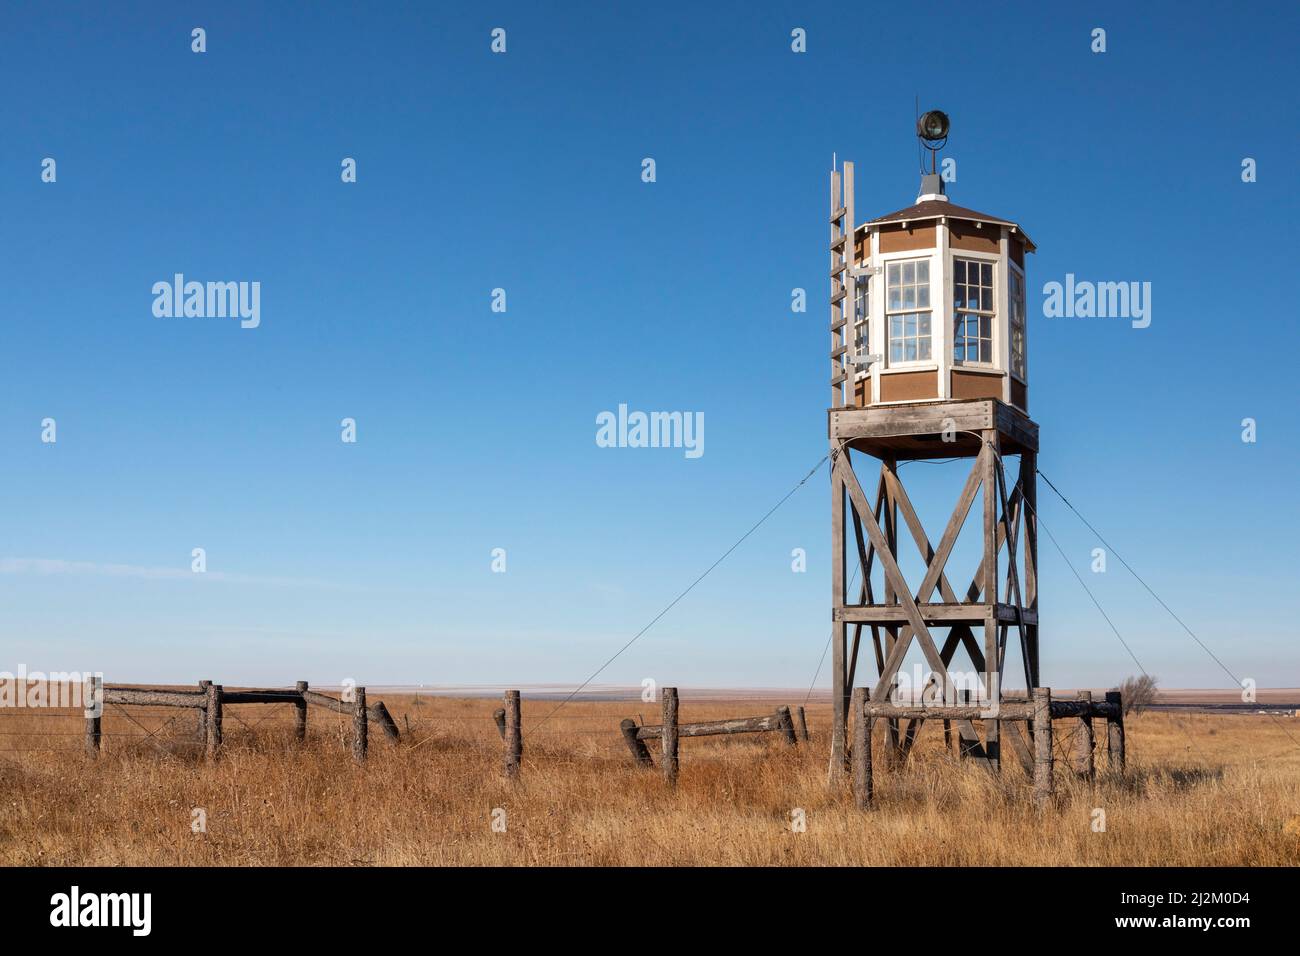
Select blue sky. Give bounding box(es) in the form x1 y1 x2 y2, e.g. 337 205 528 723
1 1 1296 690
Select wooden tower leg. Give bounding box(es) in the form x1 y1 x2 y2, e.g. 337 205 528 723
830 463 849 780
882 459 902 766
981 430 1001 769
1032 687 1053 808
1020 451 1040 687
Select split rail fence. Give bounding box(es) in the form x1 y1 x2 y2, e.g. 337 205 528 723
492 687 808 785
82 679 400 762
851 687 1125 809
20 680 1125 810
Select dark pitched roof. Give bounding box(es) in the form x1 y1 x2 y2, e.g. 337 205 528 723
865 199 1035 251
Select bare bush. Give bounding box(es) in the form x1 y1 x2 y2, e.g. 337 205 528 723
1118 674 1159 715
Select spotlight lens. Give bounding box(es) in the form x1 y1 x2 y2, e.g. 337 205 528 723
917 110 950 142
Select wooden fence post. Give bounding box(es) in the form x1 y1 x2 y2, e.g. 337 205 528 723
196 680 211 742
885 675 901 768
620 718 653 767
352 687 368 763
851 688 872 810
503 690 522 779
84 675 102 757
795 705 809 742
1105 690 1125 772
204 682 223 760
1031 687 1053 808
1075 690 1095 779
294 681 308 744
493 707 506 740
776 705 798 746
958 689 978 760
662 687 679 785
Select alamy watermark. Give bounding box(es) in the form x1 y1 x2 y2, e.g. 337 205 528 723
890 665 1002 717
596 404 704 459
1042 274 1151 328
152 274 260 329
0 665 102 714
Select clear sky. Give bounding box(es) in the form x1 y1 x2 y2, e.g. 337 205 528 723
1 1 1296 691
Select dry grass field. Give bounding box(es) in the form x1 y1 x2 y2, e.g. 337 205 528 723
1 689 1298 866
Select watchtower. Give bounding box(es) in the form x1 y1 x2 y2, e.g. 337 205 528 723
827 112 1040 774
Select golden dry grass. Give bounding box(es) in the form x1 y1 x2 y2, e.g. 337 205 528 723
1 691 1298 866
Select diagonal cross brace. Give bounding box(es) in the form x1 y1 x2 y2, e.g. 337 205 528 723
882 466 960 604
835 453 954 702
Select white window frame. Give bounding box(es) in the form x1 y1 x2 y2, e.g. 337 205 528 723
852 273 870 380
952 255 997 368
1008 261 1027 382
884 256 935 368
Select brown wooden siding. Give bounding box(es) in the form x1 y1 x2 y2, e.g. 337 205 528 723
879 370 939 402
1009 236 1025 268
950 369 1005 401
1010 377 1028 411
878 223 936 254
853 377 871 406
948 220 1001 254
854 226 870 265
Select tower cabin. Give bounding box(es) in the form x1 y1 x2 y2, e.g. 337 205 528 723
840 166 1035 413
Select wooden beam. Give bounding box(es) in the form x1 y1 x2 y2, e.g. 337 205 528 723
882 466 959 603
852 687 872 810
995 454 1033 693
864 701 1035 721
220 690 303 705
916 449 986 606
965 483 1022 602
882 459 902 765
84 676 101 757
1075 691 1095 779
503 689 521 778
1032 687 1053 808
982 429 1000 770
837 453 950 700
776 706 798 746
662 687 679 785
1021 452 1040 687
620 718 653 766
637 712 790 740
352 687 369 763
104 687 205 709
1002 720 1035 774
204 682 223 761
294 680 308 743
830 461 848 777
1106 690 1126 772
835 603 1037 625
830 401 995 440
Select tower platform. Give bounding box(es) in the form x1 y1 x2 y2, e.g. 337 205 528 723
829 398 1037 461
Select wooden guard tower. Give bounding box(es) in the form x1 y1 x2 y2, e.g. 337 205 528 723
827 115 1042 776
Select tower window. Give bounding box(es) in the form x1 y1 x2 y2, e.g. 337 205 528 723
953 258 994 364
886 259 931 363
1010 268 1026 379
853 275 869 367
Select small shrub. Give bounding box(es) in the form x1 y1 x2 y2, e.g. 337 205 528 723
1118 674 1159 715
